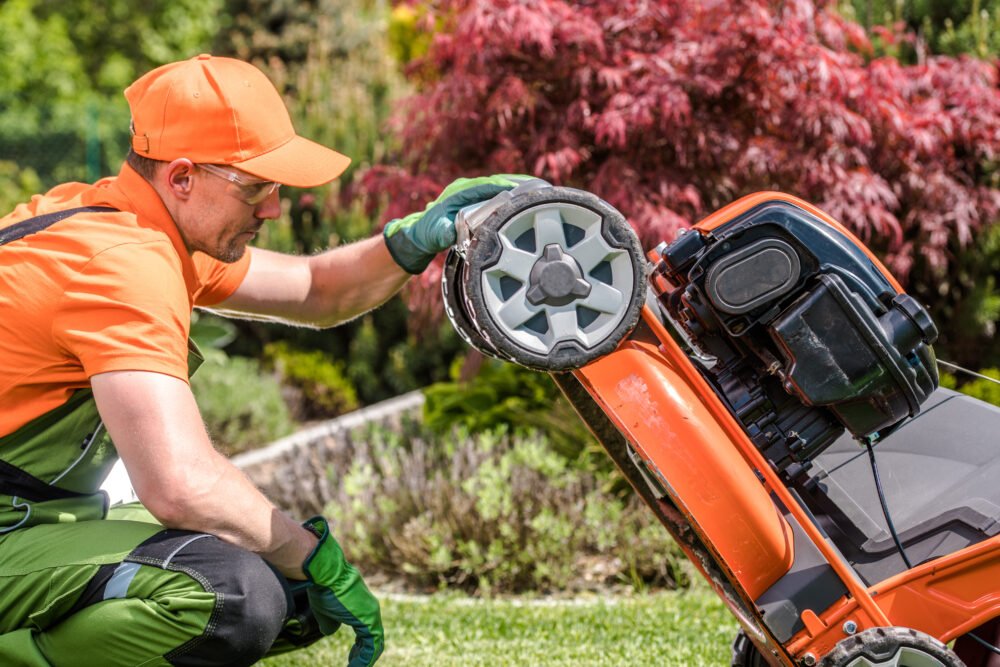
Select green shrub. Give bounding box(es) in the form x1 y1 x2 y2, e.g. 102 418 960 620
387 4 433 65
839 0 1000 60
343 315 467 403
191 350 295 456
323 423 687 594
423 357 601 466
265 341 359 419
0 161 42 215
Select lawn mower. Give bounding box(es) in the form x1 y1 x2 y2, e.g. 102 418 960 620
441 180 1000 667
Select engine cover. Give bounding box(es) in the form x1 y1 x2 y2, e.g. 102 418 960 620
652 196 938 470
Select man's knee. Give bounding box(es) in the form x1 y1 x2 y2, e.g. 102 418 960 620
115 530 291 666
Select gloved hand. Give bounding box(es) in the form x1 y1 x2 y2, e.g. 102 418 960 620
383 174 534 273
302 516 384 667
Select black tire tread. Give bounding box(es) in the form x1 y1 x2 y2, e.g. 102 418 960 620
731 630 770 667
465 187 646 372
819 626 963 667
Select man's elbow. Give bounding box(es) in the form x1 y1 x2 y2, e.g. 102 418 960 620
139 488 201 529
298 291 346 329
135 472 219 530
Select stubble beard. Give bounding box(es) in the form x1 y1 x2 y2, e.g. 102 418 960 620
215 238 248 264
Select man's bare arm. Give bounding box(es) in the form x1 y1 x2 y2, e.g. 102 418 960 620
212 236 410 328
91 370 317 579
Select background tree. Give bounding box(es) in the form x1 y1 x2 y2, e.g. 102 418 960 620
0 0 226 189
841 0 1000 59
362 0 1000 368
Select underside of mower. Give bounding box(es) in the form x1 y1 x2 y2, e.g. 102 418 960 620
442 182 1000 667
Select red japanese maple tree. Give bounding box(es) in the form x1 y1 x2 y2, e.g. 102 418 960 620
361 0 1000 357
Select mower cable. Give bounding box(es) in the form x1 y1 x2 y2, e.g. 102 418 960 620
865 440 1000 657
937 360 1000 387
864 440 912 570
967 632 1000 657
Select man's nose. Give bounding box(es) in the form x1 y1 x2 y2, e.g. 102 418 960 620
254 187 283 220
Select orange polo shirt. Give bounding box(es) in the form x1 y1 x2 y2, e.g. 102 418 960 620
0 163 251 437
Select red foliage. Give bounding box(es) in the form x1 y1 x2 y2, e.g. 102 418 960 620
362 0 1000 314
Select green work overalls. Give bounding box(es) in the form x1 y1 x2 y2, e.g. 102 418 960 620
0 208 315 666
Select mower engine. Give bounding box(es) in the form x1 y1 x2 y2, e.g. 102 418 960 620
650 198 939 480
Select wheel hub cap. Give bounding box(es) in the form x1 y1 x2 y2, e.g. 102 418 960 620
526 244 592 306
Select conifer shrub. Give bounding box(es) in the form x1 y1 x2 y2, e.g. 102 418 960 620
423 356 606 469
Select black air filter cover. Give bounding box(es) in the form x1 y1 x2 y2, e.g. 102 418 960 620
656 198 939 443
705 238 801 314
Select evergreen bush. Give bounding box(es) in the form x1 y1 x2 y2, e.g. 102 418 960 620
423 357 602 467
265 341 359 419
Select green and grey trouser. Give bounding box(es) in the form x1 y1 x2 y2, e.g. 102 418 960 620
0 387 323 667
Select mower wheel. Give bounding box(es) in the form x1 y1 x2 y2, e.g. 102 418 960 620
731 630 771 667
442 248 506 362
462 186 646 371
819 626 963 667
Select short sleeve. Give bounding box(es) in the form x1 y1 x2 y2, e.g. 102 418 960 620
52 242 192 382
192 251 252 307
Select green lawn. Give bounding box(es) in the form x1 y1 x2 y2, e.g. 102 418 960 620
261 587 739 666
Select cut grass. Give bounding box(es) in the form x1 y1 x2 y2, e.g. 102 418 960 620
260 587 739 666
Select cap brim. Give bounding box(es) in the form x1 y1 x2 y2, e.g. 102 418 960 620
232 135 351 188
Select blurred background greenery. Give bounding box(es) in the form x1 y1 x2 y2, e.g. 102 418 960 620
1 0 998 594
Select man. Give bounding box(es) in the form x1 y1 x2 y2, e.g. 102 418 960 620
0 54 524 667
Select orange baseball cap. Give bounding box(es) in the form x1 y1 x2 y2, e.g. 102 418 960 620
124 54 350 188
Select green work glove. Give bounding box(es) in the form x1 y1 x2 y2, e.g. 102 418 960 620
302 516 384 667
383 174 534 274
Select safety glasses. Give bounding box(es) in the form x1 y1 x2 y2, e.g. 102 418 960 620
198 163 280 206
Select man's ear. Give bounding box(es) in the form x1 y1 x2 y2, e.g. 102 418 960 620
160 158 196 201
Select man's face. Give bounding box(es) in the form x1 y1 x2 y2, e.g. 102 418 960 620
177 165 282 263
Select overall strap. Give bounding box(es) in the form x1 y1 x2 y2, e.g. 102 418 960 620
0 206 118 246
1 205 118 508
0 458 86 502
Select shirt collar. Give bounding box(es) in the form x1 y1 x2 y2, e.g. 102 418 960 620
101 163 202 297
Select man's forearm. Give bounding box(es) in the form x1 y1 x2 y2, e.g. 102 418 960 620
214 236 411 328
159 449 318 579
304 235 411 327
